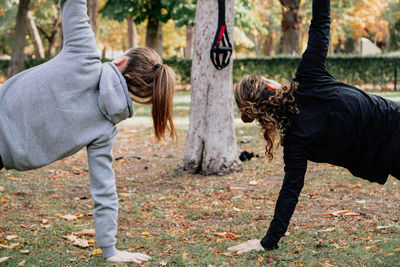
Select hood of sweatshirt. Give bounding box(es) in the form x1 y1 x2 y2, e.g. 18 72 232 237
98 62 133 124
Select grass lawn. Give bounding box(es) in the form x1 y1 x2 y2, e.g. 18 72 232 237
0 91 399 266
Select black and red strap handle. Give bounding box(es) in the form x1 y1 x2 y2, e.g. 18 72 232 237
210 0 233 70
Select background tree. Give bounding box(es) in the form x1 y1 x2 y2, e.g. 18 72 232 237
87 0 98 35
178 0 242 175
279 0 302 54
27 11 45 58
100 0 183 56
8 0 30 78
171 0 196 58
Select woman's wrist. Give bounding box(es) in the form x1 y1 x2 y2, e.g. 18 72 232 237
101 245 117 258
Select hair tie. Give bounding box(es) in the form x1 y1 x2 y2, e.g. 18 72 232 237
153 63 161 72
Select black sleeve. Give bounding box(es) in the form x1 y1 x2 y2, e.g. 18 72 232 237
260 142 307 249
294 0 333 83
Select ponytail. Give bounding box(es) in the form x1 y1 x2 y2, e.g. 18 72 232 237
122 46 176 141
152 65 176 140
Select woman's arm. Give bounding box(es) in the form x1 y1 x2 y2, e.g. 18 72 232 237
60 0 98 53
294 0 333 83
261 144 307 249
86 128 119 259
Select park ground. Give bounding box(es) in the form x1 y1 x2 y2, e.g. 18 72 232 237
0 91 399 266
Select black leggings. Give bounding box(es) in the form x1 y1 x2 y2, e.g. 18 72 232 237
0 156 3 170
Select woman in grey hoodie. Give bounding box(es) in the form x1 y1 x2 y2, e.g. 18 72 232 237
0 0 175 263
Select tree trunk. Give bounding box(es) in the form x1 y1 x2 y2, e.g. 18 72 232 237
264 34 273 55
87 0 98 36
157 22 163 57
27 11 44 59
178 0 242 175
8 0 30 78
253 32 260 57
127 18 138 48
146 0 161 52
38 12 61 57
279 0 302 54
184 25 193 58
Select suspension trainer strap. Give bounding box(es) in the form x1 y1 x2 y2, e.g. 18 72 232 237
210 0 233 70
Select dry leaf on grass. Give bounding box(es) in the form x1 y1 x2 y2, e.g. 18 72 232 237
0 186 4 192
0 196 9 202
0 243 20 249
320 227 336 232
92 248 102 255
395 248 400 252
249 181 258 186
348 184 362 189
215 232 236 239
0 256 12 263
61 214 77 221
75 229 96 236
5 235 18 241
256 256 264 264
63 235 90 248
19 249 29 254
323 210 360 217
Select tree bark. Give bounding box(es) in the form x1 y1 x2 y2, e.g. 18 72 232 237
178 0 242 175
37 12 61 57
27 11 44 59
87 0 98 36
8 0 31 78
146 0 161 52
127 18 138 48
157 22 163 57
184 25 193 58
279 0 302 54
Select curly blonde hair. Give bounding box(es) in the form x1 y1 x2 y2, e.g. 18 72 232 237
234 75 299 161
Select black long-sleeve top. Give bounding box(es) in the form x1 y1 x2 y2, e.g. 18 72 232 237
261 0 400 249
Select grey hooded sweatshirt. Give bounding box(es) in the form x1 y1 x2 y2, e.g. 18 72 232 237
0 0 132 258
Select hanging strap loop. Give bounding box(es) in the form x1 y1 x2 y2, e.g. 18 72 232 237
210 0 233 70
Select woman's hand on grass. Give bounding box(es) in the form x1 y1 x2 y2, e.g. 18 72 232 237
228 239 265 254
106 250 151 263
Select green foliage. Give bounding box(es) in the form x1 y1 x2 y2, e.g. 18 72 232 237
171 0 196 28
100 0 183 24
1 55 399 87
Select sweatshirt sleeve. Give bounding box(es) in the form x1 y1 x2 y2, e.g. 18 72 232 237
294 0 333 83
260 142 307 249
60 0 98 53
86 127 118 258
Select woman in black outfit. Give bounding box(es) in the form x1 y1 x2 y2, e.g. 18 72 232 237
229 0 400 254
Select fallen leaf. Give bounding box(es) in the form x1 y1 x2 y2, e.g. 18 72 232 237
63 235 90 248
18 259 26 266
19 249 29 254
320 227 336 232
220 252 233 257
134 244 143 249
182 252 187 260
7 176 22 181
323 210 360 217
348 184 362 189
0 186 4 192
0 256 12 263
92 248 102 255
6 235 18 241
384 253 394 257
0 196 9 202
395 248 400 252
41 219 49 224
160 261 168 266
61 214 77 221
233 207 241 212
88 240 95 244
322 261 336 267
75 229 96 236
216 232 236 239
76 213 86 219
0 243 20 249
141 232 150 236
256 256 264 264
54 213 63 217
249 180 258 186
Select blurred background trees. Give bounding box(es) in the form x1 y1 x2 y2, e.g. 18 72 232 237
0 0 398 71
